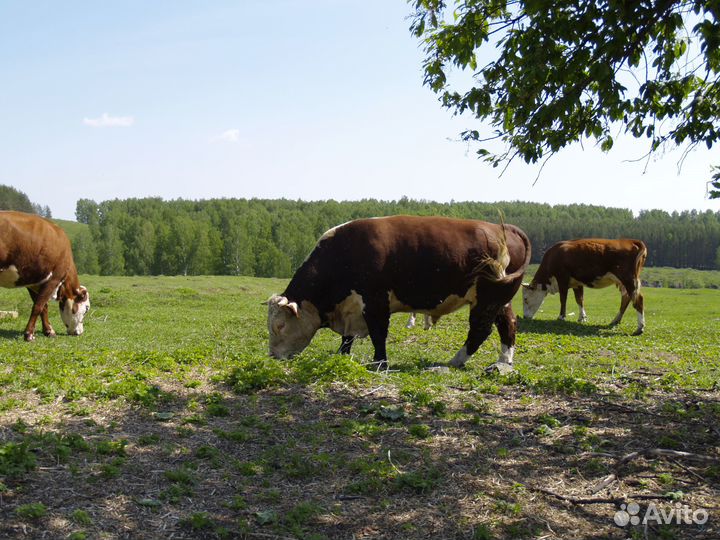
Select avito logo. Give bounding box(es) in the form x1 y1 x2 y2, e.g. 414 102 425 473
614 502 708 527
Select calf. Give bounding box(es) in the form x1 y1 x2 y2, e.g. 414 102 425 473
522 238 647 334
268 215 531 369
0 211 90 341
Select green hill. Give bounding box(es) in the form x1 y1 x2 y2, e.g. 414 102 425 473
52 219 88 243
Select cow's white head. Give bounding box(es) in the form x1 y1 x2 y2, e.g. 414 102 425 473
59 286 90 336
267 295 321 359
521 282 547 319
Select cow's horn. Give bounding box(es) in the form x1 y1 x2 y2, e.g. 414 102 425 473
283 302 299 318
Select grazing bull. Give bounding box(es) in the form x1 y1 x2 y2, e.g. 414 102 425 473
522 238 647 334
267 215 531 370
0 211 90 341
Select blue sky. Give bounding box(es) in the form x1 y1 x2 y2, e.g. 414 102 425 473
1 1 717 220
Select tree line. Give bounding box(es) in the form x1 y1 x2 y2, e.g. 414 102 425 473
0 185 52 218
69 197 720 277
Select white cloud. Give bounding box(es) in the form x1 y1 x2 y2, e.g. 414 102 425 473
83 113 135 128
211 129 241 143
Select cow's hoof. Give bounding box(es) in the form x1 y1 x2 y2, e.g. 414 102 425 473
424 365 450 373
578 316 588 323
44 331 56 338
632 328 644 336
369 360 388 372
485 362 515 375
24 333 35 342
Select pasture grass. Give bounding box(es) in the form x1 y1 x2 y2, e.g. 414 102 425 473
0 275 717 539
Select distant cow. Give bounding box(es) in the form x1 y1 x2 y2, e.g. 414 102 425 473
405 312 434 330
267 215 531 370
0 211 90 341
522 238 647 334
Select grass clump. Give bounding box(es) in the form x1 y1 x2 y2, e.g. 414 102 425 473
16 502 47 520
224 357 286 393
0 441 36 477
70 509 92 526
408 424 431 439
291 354 372 385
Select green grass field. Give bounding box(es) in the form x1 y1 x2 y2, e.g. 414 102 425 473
0 276 718 539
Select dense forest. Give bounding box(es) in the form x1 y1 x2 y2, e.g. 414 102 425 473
69 197 720 277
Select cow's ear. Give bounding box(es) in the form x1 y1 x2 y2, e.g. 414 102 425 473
75 287 88 302
283 302 299 318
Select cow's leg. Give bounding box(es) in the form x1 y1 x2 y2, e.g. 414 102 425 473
363 298 390 370
573 287 587 322
449 305 496 368
493 303 516 365
610 293 632 326
558 282 570 320
24 281 60 341
28 289 56 338
423 315 433 330
631 292 645 335
405 313 416 329
338 335 355 354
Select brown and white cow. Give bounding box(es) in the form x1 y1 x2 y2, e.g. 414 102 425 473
267 215 531 370
522 238 647 334
0 211 90 341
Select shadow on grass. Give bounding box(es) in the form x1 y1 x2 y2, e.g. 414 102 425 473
0 328 23 340
518 317 613 336
0 359 718 540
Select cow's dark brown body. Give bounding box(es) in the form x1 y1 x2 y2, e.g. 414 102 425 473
269 215 531 369
0 211 89 340
523 238 647 334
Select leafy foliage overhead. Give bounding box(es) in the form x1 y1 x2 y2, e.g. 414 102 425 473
409 0 720 197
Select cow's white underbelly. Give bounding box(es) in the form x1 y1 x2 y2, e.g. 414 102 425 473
328 290 369 337
0 266 21 288
568 272 628 295
569 272 622 290
388 285 477 319
0 266 52 289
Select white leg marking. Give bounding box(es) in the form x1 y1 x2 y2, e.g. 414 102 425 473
449 346 470 368
498 344 515 365
406 313 416 329
578 307 587 322
635 311 645 335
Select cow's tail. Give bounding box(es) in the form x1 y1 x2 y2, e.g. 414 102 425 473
475 212 511 280
475 217 531 285
632 240 648 299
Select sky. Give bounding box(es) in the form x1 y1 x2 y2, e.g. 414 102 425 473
0 1 718 221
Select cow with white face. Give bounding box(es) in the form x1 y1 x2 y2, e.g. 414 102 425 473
0 211 91 341
267 295 321 359
522 238 647 335
59 285 91 336
268 215 531 370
